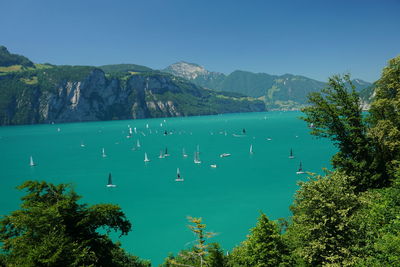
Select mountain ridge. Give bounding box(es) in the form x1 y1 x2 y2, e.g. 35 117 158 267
0 46 264 126
162 62 372 109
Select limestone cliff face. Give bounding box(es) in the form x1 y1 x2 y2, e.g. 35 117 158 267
35 70 186 123
0 67 264 125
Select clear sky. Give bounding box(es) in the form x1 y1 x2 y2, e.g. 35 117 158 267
1 0 399 82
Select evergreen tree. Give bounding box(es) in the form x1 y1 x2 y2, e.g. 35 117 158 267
164 217 217 267
207 243 226 267
0 180 149 267
229 213 286 267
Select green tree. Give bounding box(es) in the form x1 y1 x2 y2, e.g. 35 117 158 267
228 212 286 267
207 243 226 267
0 180 149 267
368 55 400 183
164 217 217 267
301 74 380 191
286 171 361 266
352 174 400 266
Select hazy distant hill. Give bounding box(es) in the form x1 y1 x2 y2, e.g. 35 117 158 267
0 46 264 125
99 63 153 74
163 62 372 110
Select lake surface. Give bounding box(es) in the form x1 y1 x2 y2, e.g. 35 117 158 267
0 111 335 265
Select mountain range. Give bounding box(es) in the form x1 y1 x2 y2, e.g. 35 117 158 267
0 46 264 125
163 62 372 110
0 46 374 126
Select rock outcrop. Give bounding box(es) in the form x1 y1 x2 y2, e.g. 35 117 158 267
0 68 265 125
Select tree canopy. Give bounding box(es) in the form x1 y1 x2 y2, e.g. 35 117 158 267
0 180 149 267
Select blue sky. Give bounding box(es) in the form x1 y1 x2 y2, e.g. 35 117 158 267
1 0 399 82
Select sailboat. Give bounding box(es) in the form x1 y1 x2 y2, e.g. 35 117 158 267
29 156 36 166
106 173 116 188
175 168 184 182
249 144 253 154
289 148 295 159
296 161 305 174
80 141 86 147
102 148 107 158
127 127 133 138
164 147 170 157
144 152 150 162
194 151 201 164
136 140 141 148
182 148 188 158
158 150 164 159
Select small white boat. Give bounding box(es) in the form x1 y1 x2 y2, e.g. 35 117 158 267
249 144 253 154
194 151 201 164
158 150 164 159
266 137 272 141
289 149 295 159
29 156 36 166
175 168 184 182
210 164 217 168
80 141 85 147
220 153 231 158
136 140 141 148
296 162 305 174
182 148 188 158
146 123 149 129
102 148 107 158
106 173 117 188
144 152 150 162
134 127 137 134
127 127 133 138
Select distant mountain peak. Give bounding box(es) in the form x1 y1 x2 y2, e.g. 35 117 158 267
164 61 211 80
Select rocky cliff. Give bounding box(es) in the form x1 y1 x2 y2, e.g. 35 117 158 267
0 65 265 125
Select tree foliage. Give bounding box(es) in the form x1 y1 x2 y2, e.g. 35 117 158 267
286 171 362 266
161 217 225 267
368 55 400 182
228 213 286 267
0 180 149 267
301 74 388 191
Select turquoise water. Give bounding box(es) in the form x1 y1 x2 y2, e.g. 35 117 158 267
0 111 335 265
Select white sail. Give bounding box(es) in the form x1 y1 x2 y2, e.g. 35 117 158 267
144 152 150 162
102 148 106 158
182 148 188 158
159 150 164 159
250 144 253 154
137 140 141 148
129 127 133 135
194 151 201 164
29 156 35 166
